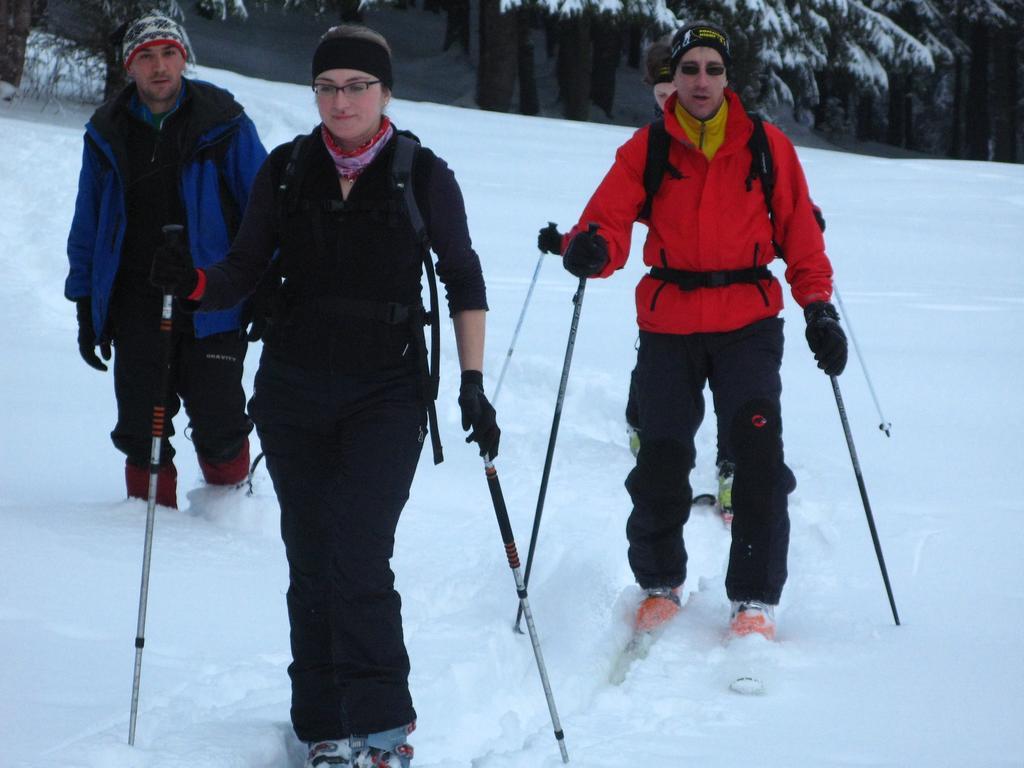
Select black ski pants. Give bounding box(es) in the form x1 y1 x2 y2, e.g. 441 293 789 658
109 288 250 468
626 317 795 604
249 353 425 742
626 363 733 467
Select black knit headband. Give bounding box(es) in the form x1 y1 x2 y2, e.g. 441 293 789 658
312 36 393 89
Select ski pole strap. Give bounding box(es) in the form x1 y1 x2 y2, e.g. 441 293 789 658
648 264 772 291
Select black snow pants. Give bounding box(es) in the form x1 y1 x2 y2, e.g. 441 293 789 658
626 317 795 605
249 351 425 742
626 362 733 467
109 286 251 467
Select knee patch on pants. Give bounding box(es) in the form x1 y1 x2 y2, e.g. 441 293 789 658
729 399 782 520
629 438 694 500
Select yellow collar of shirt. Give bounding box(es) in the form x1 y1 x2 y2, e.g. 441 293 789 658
674 99 729 161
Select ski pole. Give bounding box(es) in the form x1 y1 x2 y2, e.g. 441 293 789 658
492 246 546 405
484 458 569 763
830 375 900 626
833 284 891 437
246 451 266 497
128 224 182 745
515 271 588 633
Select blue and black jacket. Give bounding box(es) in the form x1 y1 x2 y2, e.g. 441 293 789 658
66 78 267 340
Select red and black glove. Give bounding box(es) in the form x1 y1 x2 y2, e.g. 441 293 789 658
150 233 200 299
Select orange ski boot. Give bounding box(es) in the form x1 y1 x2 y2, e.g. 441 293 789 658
729 600 776 640
635 587 682 633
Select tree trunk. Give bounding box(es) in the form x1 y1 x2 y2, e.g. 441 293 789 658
965 22 991 160
517 7 538 116
627 22 642 69
886 75 905 147
855 93 874 141
543 11 558 59
442 0 470 53
992 25 1019 162
336 0 363 23
949 53 964 157
104 42 128 101
903 81 915 151
557 12 591 121
0 0 33 89
476 0 517 112
0 0 10 84
589 12 620 119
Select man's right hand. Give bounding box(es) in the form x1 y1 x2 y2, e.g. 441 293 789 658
563 226 609 278
76 298 110 372
150 237 199 298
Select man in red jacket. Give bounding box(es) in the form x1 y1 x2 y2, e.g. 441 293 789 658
550 21 847 639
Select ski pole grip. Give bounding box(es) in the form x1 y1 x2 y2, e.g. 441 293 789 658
161 223 184 244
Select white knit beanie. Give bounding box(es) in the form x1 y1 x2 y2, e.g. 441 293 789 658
122 10 194 69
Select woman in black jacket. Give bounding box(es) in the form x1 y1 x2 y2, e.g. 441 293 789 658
152 24 499 768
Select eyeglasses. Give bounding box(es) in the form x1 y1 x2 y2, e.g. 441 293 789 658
677 62 726 77
313 80 382 99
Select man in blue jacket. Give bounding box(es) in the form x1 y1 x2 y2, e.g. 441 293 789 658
65 10 267 508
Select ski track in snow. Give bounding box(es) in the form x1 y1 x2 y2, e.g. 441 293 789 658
2 65 1024 767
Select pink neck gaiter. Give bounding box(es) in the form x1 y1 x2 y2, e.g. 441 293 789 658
321 117 394 181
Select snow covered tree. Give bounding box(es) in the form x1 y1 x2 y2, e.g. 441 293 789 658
284 0 364 22
195 0 249 21
809 0 936 141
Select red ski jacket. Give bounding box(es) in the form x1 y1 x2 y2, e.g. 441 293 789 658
566 90 833 335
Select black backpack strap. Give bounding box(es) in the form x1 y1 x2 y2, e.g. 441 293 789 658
277 133 309 235
392 133 444 466
240 134 309 341
639 120 672 220
745 114 784 259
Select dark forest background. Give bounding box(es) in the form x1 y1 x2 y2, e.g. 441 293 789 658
2 0 1020 162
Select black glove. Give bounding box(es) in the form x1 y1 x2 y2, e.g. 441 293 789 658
150 234 199 298
458 370 500 459
538 222 563 255
804 301 848 376
563 226 609 278
76 298 111 372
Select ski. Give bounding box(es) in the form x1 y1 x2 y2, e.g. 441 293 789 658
608 629 656 685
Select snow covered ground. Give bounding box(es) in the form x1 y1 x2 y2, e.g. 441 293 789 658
1 66 1022 767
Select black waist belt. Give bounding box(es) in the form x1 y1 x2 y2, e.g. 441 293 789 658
314 297 432 326
648 265 772 290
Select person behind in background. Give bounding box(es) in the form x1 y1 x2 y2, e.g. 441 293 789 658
150 24 499 768
65 10 266 509
644 38 677 115
544 21 846 640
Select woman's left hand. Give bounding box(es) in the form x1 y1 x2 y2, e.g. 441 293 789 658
458 370 500 460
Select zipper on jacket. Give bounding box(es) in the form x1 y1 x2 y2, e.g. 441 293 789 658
649 248 670 312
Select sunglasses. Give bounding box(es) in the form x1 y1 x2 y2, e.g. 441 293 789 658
678 62 726 77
